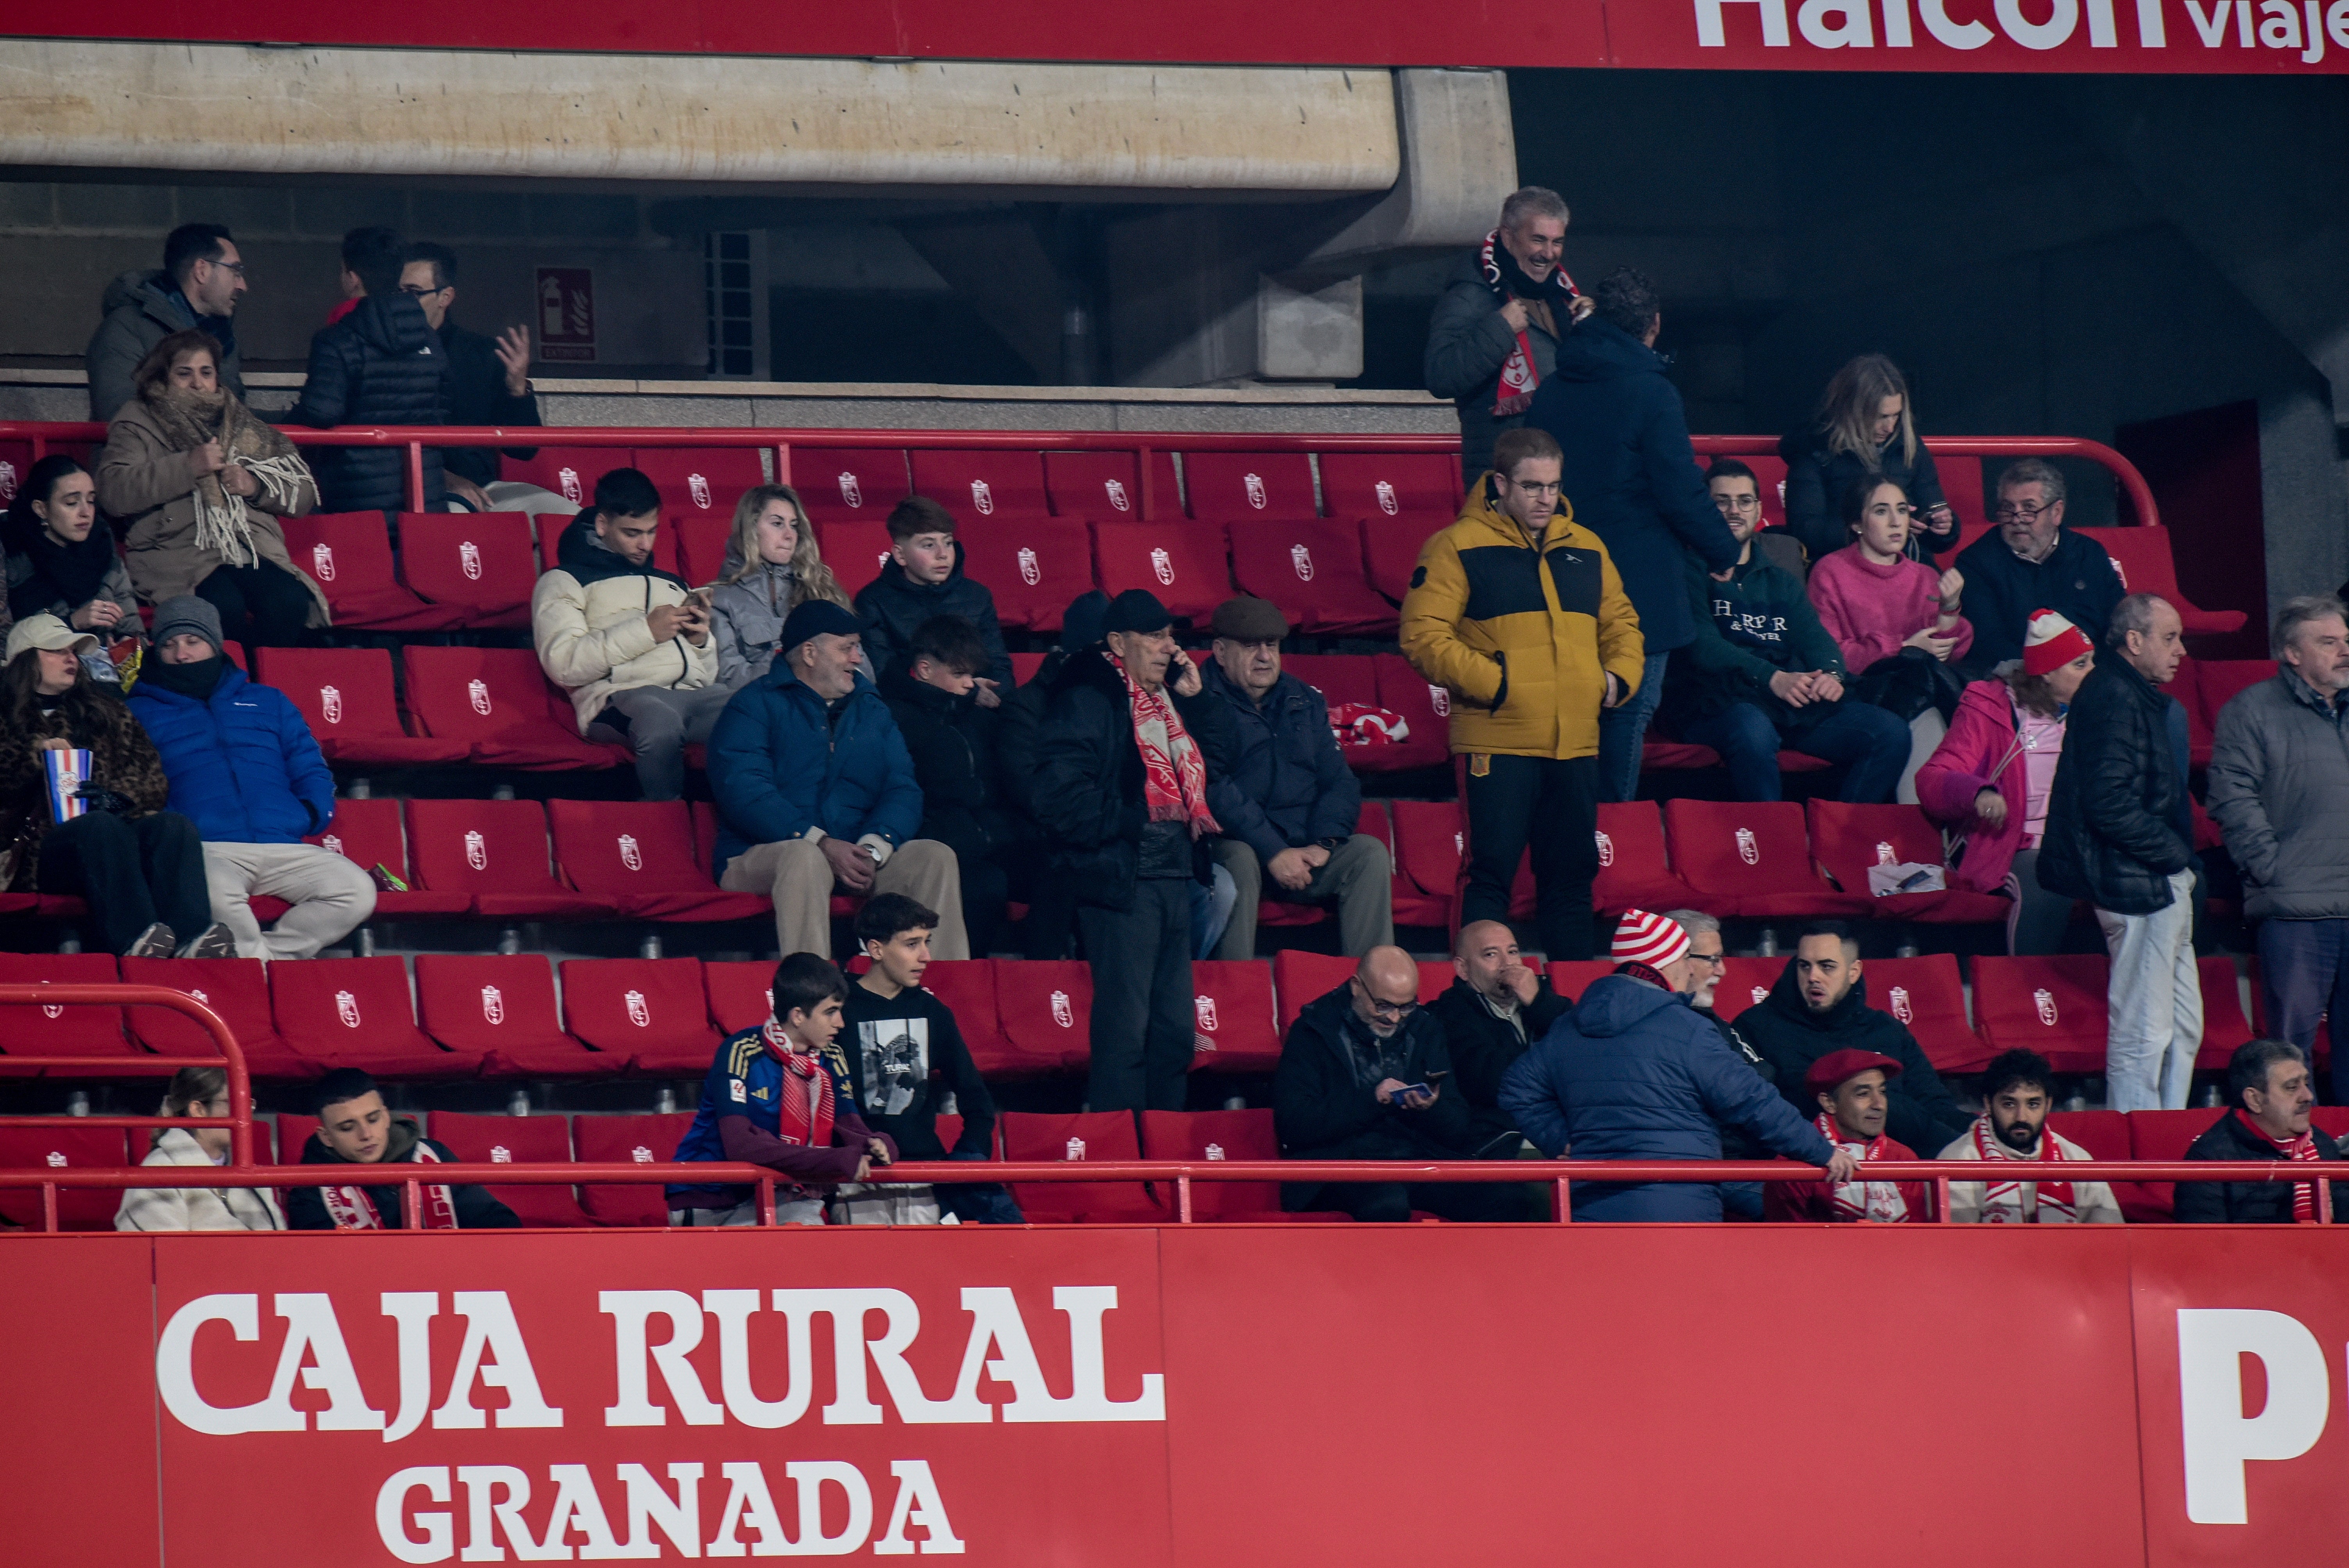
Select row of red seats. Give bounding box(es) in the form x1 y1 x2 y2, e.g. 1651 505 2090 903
1949 520 2246 637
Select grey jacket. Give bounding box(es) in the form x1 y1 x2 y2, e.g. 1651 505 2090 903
86 271 245 422
1422 249 1557 485
708 546 803 691
2206 669 2349 919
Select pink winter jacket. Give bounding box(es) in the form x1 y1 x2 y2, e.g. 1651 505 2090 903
1913 679 2032 892
1807 545 1973 674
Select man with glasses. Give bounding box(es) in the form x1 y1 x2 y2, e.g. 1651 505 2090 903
400 242 548 514
1953 458 2122 672
87 222 249 420
289 225 451 513
1275 945 1527 1221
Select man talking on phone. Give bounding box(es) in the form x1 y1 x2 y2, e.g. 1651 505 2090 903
532 466 725 801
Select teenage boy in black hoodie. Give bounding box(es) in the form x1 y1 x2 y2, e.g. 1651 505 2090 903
878 615 1023 955
834 893 1018 1224
854 495 1015 696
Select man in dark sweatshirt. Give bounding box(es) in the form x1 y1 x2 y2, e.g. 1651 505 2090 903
1427 918 1569 1158
288 1069 517 1230
1953 458 2124 673
854 495 1014 693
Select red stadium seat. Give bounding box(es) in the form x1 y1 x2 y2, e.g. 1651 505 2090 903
0 953 137 1074
2077 525 2246 635
958 517 1095 631
911 449 1050 520
304 798 472 918
1934 453 1981 532
268 957 485 1079
992 960 1093 1072
252 647 470 767
2125 1108 2231 1222
396 511 539 628
1710 957 1786 1022
1858 954 1992 1071
413 954 616 1077
1388 800 1465 929
1090 522 1230 624
120 958 311 1078
675 515 734 586
1971 955 2111 1073
1353 802 1447 927
2182 657 2272 767
1044 449 1178 520
405 798 611 919
814 520 896 600
1592 801 1703 916
1000 1110 1157 1221
788 446 911 524
0 1124 130 1230
1803 801 2015 924
1411 960 1455 1004
534 508 679 577
2042 1107 2154 1222
1660 800 1870 920
561 959 720 1076
702 960 775 1037
506 447 634 511
1280 653 1379 708
1182 451 1316 522
276 512 450 630
1139 1108 1299 1218
1318 451 1458 522
576 1112 699 1225
547 800 769 921
634 447 765 520
1546 960 1615 1001
1360 513 1445 604
1368 654 1454 770
430 1111 593 1227
400 646 629 770
2195 956 2253 1068
1187 960 1281 1074
1227 520 1396 636
1273 949 1355 1034
911 960 1011 1076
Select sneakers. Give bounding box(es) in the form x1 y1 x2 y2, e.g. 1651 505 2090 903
124 922 177 959
174 924 240 960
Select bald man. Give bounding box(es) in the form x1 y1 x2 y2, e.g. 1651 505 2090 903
1273 945 1533 1221
1429 920 1569 1157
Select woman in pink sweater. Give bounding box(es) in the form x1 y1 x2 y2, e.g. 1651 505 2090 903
1807 476 1973 672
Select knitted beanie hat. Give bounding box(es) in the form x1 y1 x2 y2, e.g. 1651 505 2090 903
1611 909 1690 968
2021 609 2093 677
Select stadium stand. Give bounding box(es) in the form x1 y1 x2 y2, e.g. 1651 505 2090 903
267 956 485 1078
635 447 764 522
1662 800 1872 920
959 517 1093 630
912 448 1052 519
121 958 309 1078
1802 801 2015 924
1090 520 1228 624
414 953 622 1077
401 645 630 769
1970 955 2113 1073
279 511 451 631
405 798 612 919
546 799 770 921
792 446 913 524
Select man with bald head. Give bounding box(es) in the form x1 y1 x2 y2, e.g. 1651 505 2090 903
1430 919 1569 1157
1274 945 1526 1221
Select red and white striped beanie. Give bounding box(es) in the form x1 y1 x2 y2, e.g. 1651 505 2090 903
2022 609 2094 677
1611 909 1690 968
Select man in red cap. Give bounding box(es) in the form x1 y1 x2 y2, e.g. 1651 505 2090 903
1767 1049 1928 1222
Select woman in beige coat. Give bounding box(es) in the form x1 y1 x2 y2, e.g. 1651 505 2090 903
114 1066 284 1231
95 328 326 650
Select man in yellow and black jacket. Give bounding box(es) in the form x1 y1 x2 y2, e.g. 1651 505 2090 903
1400 426 1643 960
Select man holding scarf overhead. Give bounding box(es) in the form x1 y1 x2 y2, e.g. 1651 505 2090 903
1424 186 1592 485
1032 589 1237 1112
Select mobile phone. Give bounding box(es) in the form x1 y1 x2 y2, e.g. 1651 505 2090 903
1393 1082 1433 1102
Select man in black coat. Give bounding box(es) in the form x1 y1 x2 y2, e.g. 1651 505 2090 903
1737 923 1971 1157
2039 593 2199 1113
401 242 542 511
878 615 1023 956
997 590 1109 959
1428 918 1568 1158
1276 947 1526 1221
1525 266 1741 803
288 240 449 513
1030 590 1235 1111
2177 1039 2348 1222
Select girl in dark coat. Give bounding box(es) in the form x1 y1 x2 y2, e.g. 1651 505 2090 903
1779 354 1957 563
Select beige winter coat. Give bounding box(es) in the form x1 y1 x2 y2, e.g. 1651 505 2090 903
531 525 719 732
1936 1123 2123 1224
114 1128 285 1231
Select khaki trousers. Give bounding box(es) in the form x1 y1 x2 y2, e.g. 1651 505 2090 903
1210 833 1394 960
721 837 969 960
204 841 378 960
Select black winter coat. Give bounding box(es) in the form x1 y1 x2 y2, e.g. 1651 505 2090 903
1525 318 1739 652
437 317 541 488
2037 656 2192 916
852 548 1014 689
2173 1111 2347 1224
1777 426 1955 563
289 292 449 512
877 662 1016 867
286 1123 519 1229
1698 1006 1780 1162
1952 528 2125 672
1198 659 1359 865
994 654 1060 819
1028 648 1234 911
1274 987 1474 1208
1428 975 1569 1155
1736 962 1972 1156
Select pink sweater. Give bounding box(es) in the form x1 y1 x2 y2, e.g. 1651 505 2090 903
1806 545 1973 673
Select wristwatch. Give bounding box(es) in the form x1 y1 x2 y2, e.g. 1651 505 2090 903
864 843 884 865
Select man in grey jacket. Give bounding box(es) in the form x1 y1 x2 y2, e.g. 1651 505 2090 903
86 223 248 421
1421 187 1591 485
2206 593 2349 1101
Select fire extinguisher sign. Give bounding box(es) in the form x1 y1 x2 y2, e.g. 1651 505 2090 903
536 267 596 362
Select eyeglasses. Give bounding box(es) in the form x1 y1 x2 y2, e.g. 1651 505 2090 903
1359 994 1420 1020
1502 479 1563 496
1688 951 1729 968
1713 495 1761 512
1993 500 2054 523
203 259 246 277
400 283 449 297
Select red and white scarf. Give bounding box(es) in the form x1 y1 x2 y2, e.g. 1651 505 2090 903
1479 229 1579 419
1968 1116 2079 1224
763 1017 837 1149
321 1139 457 1231
1108 651 1219 838
2238 1110 2324 1222
1816 1112 1909 1223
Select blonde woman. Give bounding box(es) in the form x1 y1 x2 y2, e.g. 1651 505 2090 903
707 484 851 689
1778 353 1957 563
115 1066 284 1231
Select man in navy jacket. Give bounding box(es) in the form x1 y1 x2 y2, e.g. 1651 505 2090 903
1501 909 1851 1221
125 596 375 959
708 598 968 962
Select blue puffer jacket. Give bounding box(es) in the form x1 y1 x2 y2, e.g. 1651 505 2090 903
1200 659 1360 864
1499 972 1833 1221
705 663 923 876
126 666 335 844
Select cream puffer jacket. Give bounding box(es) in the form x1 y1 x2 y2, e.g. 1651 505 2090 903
114 1127 285 1231
530 511 719 732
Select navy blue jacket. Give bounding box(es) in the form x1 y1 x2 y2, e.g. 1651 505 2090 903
1499 973 1834 1221
126 666 335 844
705 663 924 876
1952 527 2124 672
1199 659 1359 864
1525 318 1740 653
289 291 448 512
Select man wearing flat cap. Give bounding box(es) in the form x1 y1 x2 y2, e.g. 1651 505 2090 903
1765 1048 1928 1222
708 597 968 961
1199 595 1392 959
1031 589 1236 1110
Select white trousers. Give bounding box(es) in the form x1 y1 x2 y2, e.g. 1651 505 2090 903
2096 868 2201 1112
204 842 377 960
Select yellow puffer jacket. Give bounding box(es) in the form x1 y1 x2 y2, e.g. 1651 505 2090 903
1399 485 1645 760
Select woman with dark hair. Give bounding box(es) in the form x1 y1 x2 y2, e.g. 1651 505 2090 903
4 455 141 680
114 1066 284 1231
707 483 853 689
0 614 225 958
1779 353 1957 562
94 327 324 650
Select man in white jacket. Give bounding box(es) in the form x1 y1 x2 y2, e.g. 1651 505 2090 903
531 467 724 800
1937 1048 2121 1224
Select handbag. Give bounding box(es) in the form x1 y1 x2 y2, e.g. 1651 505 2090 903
1849 647 1966 724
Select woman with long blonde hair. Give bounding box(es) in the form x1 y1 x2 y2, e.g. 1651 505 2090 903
706 484 852 689
1778 353 1957 563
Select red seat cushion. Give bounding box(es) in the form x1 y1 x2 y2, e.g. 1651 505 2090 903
429 1111 593 1227
957 518 1095 631
560 959 720 1076
0 1124 131 1230
675 515 734 587
635 447 766 520
1592 800 1703 916
1661 800 1870 919
575 1112 699 1225
1089 522 1230 625
702 960 777 1037
1359 513 1448 605
814 520 896 600
400 645 628 770
1000 1109 1157 1221
1388 799 1465 918
1139 1108 1285 1215
413 954 617 1077
1272 950 1355 1035
910 449 1050 520
1545 960 1616 1001
788 446 911 525
1182 451 1316 522
547 799 769 921
1971 955 2111 1073
1227 520 1397 636
1862 954 1989 1072
303 798 472 918
1318 452 1457 524
0 952 137 1074
1044 449 1178 520
505 446 635 511
120 957 312 1079
277 512 451 630
2194 955 2254 1068
911 960 1008 1076
396 510 540 628
1804 800 2013 924
1362 654 1453 770
1353 802 1447 927
252 646 469 767
2077 525 2246 635
1186 960 1281 1074
2125 1107 2231 1221
2044 1108 2152 1220
992 960 1093 1072
268 957 484 1079
405 798 611 919
1279 653 1380 709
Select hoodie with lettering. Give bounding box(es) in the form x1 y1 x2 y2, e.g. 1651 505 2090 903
1659 545 1850 738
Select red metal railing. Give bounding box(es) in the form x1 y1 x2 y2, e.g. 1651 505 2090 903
0 422 2161 528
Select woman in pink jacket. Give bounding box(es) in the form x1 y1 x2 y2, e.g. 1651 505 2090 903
1913 609 2096 954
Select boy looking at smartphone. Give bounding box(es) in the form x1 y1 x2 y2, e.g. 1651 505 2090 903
853 494 1015 702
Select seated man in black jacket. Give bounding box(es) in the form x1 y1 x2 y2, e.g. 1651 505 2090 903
878 615 1023 956
2177 1039 2347 1223
1276 946 1529 1222
400 243 552 513
288 1069 518 1230
1736 922 1972 1158
1428 918 1568 1158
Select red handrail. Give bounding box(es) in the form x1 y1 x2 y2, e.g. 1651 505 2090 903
0 985 253 1169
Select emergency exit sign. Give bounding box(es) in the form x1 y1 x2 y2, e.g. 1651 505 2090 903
536 267 595 362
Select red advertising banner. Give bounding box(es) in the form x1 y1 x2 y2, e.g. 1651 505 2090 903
4 1224 2347 1566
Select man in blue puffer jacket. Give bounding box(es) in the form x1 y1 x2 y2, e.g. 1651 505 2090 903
125 597 376 959
1501 909 1852 1221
